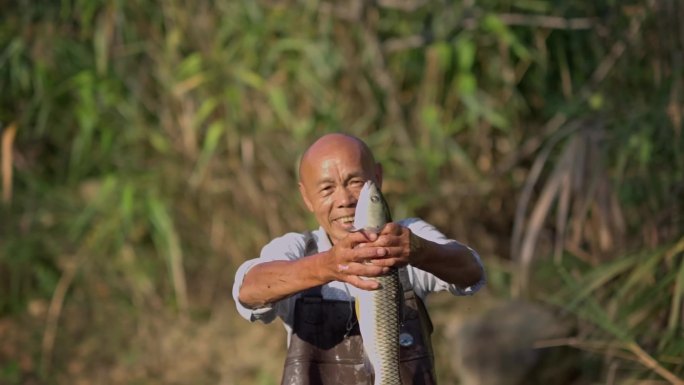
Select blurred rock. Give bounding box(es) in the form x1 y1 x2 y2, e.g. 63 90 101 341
452 300 578 385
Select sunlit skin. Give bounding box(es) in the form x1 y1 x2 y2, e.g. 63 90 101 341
238 133 484 309
297 134 381 245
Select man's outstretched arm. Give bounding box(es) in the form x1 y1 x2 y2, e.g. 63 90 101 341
238 231 392 308
358 222 484 290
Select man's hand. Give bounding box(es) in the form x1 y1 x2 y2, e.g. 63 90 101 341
240 222 483 308
357 222 484 290
323 231 392 290
356 222 420 269
240 230 399 307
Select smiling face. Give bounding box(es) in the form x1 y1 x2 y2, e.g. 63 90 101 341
298 134 382 244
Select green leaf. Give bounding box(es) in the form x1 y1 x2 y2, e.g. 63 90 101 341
197 121 225 169
177 52 203 80
455 38 476 72
268 86 292 126
457 73 477 95
565 254 640 310
667 239 684 332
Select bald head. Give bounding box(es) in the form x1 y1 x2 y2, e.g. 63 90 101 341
298 133 377 183
297 133 383 243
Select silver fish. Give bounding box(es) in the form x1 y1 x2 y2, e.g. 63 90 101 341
352 180 402 385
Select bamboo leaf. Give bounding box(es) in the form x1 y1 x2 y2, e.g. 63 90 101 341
668 239 684 332
177 53 203 80
268 86 292 127
192 120 225 181
233 67 264 89
457 73 477 95
556 265 632 341
614 247 665 300
120 183 135 228
565 254 640 309
147 196 188 314
193 97 219 130
481 14 530 60
455 37 476 72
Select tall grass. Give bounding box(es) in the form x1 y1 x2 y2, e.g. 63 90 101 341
1 0 682 383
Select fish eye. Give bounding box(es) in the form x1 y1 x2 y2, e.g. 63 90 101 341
370 195 379 203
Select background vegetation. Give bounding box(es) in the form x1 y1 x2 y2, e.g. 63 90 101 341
1 0 682 384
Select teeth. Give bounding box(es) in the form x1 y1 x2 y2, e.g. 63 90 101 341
337 216 355 224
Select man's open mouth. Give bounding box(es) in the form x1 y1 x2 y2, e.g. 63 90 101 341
334 215 355 226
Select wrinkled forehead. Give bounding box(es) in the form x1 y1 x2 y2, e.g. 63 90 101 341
298 135 375 183
300 146 366 183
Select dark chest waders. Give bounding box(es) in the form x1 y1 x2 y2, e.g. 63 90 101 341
281 233 437 385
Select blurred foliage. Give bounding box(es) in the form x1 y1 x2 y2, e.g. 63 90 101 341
0 0 683 384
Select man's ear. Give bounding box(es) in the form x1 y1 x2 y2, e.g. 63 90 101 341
299 182 314 212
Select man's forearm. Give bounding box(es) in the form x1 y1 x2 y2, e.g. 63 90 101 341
238 254 330 308
409 234 484 289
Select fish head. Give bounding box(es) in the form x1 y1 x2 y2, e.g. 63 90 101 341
352 180 391 233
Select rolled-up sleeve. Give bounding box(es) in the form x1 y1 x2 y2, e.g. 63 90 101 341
444 245 486 296
232 258 278 322
402 218 486 298
232 232 308 323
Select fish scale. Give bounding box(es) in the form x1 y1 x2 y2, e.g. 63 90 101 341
352 181 403 385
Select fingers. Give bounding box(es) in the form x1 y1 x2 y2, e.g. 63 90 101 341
330 228 408 288
345 245 389 263
337 263 385 290
365 248 406 267
359 230 379 242
354 231 411 267
345 230 378 243
360 224 409 247
345 275 381 291
357 235 410 262
337 261 389 277
342 230 378 248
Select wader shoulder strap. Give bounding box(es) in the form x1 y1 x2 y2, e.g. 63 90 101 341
399 266 412 293
301 231 322 298
303 230 318 256
399 266 434 334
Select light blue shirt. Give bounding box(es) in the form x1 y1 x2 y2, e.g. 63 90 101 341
232 218 485 343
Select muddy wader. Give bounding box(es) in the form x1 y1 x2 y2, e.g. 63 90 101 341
281 233 437 385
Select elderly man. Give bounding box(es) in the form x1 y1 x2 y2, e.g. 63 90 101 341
233 133 485 384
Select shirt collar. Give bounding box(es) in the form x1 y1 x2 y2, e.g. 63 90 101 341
313 226 333 252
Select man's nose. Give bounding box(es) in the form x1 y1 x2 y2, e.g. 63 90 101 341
335 186 356 207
